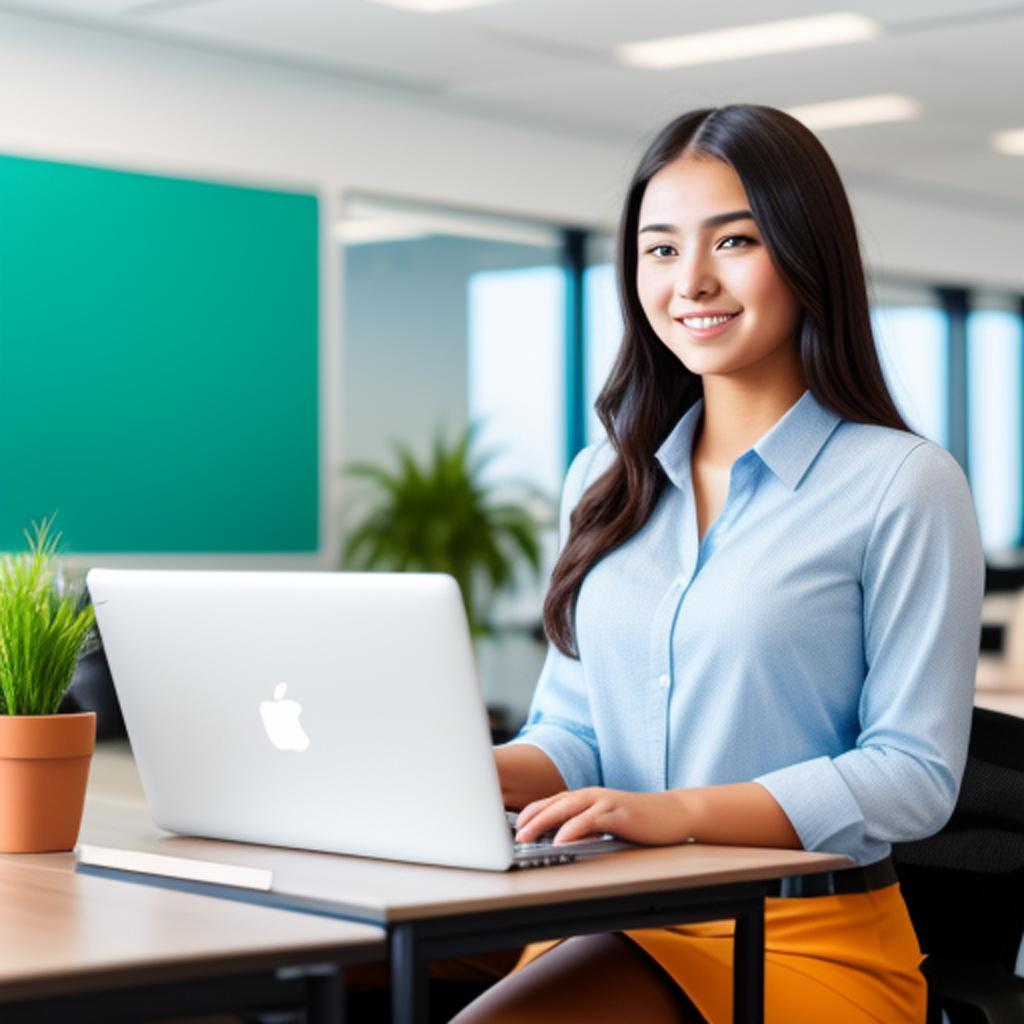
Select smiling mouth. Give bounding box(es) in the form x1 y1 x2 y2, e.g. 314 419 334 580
678 312 741 329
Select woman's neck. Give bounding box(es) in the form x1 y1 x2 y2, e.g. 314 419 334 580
695 373 808 469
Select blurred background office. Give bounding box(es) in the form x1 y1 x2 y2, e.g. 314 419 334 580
1 0 1022 734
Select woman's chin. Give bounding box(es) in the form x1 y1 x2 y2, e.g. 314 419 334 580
672 350 738 377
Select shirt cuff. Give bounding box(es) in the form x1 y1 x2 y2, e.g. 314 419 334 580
754 755 866 854
508 723 600 792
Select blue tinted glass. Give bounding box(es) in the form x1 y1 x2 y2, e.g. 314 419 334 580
967 309 1023 551
583 262 621 445
468 266 565 498
871 306 949 446
343 227 561 485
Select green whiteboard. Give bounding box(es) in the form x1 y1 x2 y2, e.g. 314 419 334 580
0 154 319 554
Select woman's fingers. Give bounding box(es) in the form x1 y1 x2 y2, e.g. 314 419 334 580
515 797 577 841
552 811 604 845
516 791 604 843
515 792 582 841
553 799 617 844
515 790 570 831
517 790 690 846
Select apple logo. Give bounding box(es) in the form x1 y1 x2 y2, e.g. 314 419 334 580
259 682 310 752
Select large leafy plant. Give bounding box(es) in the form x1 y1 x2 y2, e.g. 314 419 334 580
0 518 96 716
342 426 549 636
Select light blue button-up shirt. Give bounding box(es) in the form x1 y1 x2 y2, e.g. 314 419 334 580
511 388 985 866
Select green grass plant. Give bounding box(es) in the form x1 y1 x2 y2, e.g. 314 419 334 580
0 518 95 716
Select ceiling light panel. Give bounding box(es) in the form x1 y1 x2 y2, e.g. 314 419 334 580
617 12 880 69
785 94 922 131
0 0 152 13
365 0 506 10
991 129 1024 156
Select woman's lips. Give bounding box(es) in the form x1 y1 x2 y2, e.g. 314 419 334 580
675 311 741 339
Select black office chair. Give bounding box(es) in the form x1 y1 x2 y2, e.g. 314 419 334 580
893 706 1024 1024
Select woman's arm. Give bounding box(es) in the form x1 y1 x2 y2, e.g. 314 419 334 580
513 780 801 846
494 743 567 810
497 443 611 800
677 782 802 847
753 444 985 856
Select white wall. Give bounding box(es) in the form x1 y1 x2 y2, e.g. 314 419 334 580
0 13 631 222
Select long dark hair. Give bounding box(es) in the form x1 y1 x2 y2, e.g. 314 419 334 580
544 103 912 658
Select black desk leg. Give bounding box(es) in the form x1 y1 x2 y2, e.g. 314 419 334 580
306 965 345 1024
391 924 429 1024
732 896 765 1024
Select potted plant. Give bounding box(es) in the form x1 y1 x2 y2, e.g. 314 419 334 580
0 519 97 852
341 424 550 638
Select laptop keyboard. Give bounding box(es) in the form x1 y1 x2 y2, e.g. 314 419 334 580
507 810 557 845
505 811 630 867
506 812 576 866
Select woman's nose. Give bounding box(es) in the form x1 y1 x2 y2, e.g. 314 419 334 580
674 253 717 301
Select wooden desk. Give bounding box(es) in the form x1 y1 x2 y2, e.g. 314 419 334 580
74 744 851 1024
0 856 383 1023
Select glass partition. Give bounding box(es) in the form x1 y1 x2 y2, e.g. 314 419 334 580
583 234 620 446
338 196 567 717
968 295 1023 553
339 196 565 499
869 282 949 447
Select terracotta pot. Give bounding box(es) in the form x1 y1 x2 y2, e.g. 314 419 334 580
0 712 96 853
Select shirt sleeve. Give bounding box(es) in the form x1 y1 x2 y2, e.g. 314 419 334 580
754 441 985 859
504 442 607 791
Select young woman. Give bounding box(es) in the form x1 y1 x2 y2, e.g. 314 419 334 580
455 104 985 1023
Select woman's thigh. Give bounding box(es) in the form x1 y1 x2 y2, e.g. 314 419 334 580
627 886 927 1024
450 932 705 1024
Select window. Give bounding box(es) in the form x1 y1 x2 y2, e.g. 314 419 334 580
340 197 566 635
340 196 564 497
468 266 565 499
968 297 1023 552
869 283 949 446
583 235 620 446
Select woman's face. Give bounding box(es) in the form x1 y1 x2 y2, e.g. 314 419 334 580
635 154 803 382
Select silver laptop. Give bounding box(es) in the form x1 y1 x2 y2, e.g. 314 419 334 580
86 569 626 871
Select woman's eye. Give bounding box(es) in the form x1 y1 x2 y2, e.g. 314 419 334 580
718 235 755 250
645 244 676 257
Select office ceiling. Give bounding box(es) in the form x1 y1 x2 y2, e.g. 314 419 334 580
4 0 1024 216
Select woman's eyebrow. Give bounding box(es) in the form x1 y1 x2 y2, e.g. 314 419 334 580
638 209 755 234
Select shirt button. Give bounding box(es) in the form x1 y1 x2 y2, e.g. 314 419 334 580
658 674 670 689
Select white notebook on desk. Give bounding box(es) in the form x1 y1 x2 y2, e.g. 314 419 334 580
87 569 628 872
78 843 273 891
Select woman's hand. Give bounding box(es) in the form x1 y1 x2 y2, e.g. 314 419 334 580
516 782 804 849
514 787 694 846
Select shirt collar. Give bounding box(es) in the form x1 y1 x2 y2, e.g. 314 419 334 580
654 388 843 492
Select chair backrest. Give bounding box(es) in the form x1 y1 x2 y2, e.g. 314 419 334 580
893 707 1024 970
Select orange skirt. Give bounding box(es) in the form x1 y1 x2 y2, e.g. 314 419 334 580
516 883 927 1023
